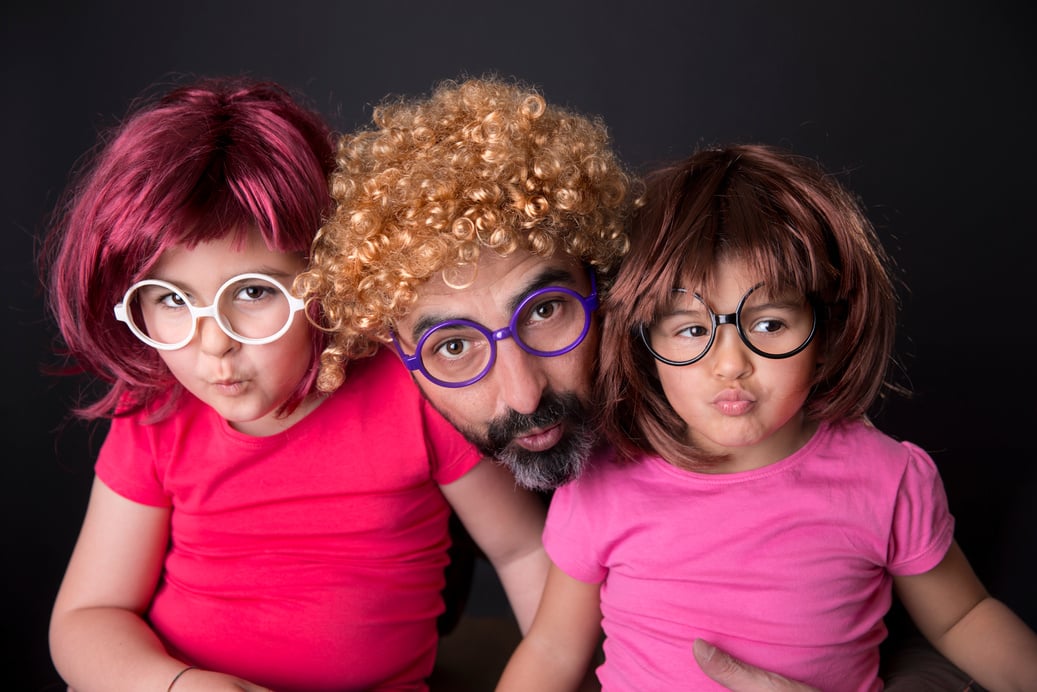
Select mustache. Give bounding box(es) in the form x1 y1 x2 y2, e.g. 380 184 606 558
486 392 583 450
485 390 597 490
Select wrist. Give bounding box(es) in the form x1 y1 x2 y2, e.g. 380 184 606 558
167 665 197 691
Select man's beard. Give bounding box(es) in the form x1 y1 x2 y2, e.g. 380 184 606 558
476 391 596 491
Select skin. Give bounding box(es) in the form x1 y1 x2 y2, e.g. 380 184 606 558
50 230 549 692
497 256 1037 691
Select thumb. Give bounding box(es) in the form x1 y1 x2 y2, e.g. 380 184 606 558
693 638 819 691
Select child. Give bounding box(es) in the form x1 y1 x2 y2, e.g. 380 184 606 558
43 77 548 692
497 144 1037 691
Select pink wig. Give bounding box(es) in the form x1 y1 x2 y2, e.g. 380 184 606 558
42 77 334 420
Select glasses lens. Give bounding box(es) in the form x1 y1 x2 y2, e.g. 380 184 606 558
418 323 494 385
124 282 195 347
513 288 591 356
738 287 815 357
216 276 294 341
645 290 713 364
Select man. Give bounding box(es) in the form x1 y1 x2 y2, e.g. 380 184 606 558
303 75 628 492
301 76 972 691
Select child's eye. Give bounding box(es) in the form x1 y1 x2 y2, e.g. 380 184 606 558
675 324 710 339
158 292 188 309
235 284 276 302
750 318 787 335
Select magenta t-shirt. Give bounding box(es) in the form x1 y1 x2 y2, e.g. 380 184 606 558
545 420 954 691
96 348 481 691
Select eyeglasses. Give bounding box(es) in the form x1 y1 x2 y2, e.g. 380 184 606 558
392 270 598 388
640 283 816 366
114 273 305 351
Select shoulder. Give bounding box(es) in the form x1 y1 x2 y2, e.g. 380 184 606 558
108 391 211 439
823 419 921 462
341 347 419 396
554 445 648 502
815 420 940 492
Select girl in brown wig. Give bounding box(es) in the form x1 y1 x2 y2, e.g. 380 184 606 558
499 144 1037 691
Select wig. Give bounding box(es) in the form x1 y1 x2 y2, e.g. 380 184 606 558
297 76 634 392
42 77 335 420
598 144 903 468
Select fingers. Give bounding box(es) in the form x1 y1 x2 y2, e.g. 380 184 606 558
693 639 820 692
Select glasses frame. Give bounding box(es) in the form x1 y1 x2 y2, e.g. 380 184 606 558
113 272 305 351
392 268 599 388
639 282 817 367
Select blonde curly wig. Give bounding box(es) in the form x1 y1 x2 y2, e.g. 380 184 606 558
297 76 635 392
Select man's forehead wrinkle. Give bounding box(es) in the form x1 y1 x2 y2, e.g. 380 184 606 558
406 265 580 342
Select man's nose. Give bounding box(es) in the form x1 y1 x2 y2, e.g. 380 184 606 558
490 338 549 415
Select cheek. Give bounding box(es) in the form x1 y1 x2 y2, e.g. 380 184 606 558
289 333 317 375
551 338 596 395
654 366 698 411
156 350 191 381
763 356 818 406
258 324 315 385
419 381 488 431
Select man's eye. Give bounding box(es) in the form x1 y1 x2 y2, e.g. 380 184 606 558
531 300 560 321
432 338 470 360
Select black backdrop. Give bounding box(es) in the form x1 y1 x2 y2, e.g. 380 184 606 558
3 1 1034 688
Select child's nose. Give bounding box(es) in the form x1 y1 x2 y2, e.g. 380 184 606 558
196 316 238 357
709 325 752 379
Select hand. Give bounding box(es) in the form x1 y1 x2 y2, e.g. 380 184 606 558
693 639 821 691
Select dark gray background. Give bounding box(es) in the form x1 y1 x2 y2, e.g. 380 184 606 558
3 2 1033 688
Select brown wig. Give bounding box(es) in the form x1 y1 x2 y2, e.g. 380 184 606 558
598 144 902 468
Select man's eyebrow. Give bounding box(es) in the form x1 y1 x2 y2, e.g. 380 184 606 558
505 267 578 315
408 266 581 341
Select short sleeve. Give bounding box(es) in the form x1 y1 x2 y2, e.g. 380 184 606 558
421 397 482 485
543 457 611 584
95 412 171 507
887 442 955 576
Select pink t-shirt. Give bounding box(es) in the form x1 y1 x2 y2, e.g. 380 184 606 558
545 420 955 691
96 348 482 691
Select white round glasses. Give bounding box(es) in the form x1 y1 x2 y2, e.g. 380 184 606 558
113 273 305 351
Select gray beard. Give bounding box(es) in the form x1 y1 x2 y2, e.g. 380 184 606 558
478 391 596 491
421 387 597 491
491 419 595 490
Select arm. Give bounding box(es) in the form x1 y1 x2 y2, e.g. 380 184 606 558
50 476 182 692
894 540 1037 691
50 477 273 692
497 563 603 691
440 458 550 634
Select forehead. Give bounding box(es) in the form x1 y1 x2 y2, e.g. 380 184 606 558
688 256 794 300
397 250 587 339
149 227 304 284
